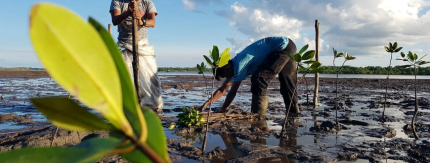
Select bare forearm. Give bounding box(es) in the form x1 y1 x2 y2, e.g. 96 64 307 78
204 88 227 107
112 11 131 25
221 91 236 109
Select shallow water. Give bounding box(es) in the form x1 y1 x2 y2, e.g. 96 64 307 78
0 76 428 162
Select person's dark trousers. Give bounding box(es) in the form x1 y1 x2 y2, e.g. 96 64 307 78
251 39 299 115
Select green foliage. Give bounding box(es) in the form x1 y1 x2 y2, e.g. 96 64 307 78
385 42 403 53
196 62 206 74
204 45 231 68
398 51 429 68
178 108 205 127
0 138 122 163
0 3 171 163
289 44 322 73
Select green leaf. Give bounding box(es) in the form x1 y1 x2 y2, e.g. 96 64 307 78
0 137 121 163
88 17 142 135
346 55 356 60
303 61 319 65
121 108 171 163
203 55 214 68
397 65 412 68
333 48 337 57
394 47 402 53
211 45 220 65
310 62 322 69
294 53 302 62
302 50 315 60
401 52 406 58
219 48 231 68
407 52 414 61
414 54 418 61
298 44 309 55
418 54 428 61
389 42 393 50
336 53 344 58
29 3 127 130
32 97 115 131
384 46 389 52
393 42 398 49
298 64 306 69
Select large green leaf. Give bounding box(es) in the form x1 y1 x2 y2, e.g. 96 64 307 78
401 52 406 58
29 3 128 130
393 42 398 49
88 17 143 137
384 46 389 52
0 137 121 163
294 53 302 63
394 47 403 53
31 97 115 131
407 52 414 61
211 45 220 65
219 48 231 67
310 62 322 69
298 44 309 55
203 55 215 68
120 108 171 163
301 50 315 60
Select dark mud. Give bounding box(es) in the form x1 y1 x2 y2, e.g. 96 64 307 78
1 71 430 162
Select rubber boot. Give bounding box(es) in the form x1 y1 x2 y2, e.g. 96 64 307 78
283 95 300 114
251 95 269 116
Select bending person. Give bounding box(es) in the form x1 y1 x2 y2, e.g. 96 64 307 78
199 36 299 115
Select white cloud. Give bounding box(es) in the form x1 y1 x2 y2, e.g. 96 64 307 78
182 0 196 11
189 0 430 66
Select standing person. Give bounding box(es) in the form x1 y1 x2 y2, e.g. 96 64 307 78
199 36 299 115
110 0 163 111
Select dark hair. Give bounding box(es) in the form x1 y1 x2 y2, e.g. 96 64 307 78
213 60 232 81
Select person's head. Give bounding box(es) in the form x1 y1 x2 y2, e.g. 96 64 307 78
213 60 234 81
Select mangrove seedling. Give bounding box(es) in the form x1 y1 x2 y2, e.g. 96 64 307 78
397 51 429 139
196 62 210 97
201 45 231 153
382 42 403 120
333 48 356 125
178 108 205 127
281 44 322 135
0 3 171 163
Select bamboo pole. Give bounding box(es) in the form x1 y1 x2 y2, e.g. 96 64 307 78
108 24 112 35
131 0 141 103
313 20 320 109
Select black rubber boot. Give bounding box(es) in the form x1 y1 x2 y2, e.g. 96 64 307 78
251 95 269 115
283 95 300 114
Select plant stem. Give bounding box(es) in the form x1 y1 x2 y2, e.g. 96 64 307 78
382 52 393 120
281 72 306 135
335 60 347 125
412 65 419 139
202 68 217 153
50 126 59 147
127 135 165 163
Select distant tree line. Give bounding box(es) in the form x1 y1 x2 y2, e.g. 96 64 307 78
298 66 430 75
0 67 45 71
158 66 430 75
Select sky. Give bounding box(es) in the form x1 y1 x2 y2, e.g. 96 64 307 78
1 0 430 68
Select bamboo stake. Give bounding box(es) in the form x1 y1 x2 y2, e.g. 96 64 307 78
108 24 112 35
131 0 141 103
313 20 320 109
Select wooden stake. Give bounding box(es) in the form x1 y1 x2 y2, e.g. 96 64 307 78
313 20 320 109
131 1 141 103
108 24 112 35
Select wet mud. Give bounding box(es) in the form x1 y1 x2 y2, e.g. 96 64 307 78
1 71 430 162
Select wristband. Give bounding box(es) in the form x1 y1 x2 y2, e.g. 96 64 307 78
141 17 147 26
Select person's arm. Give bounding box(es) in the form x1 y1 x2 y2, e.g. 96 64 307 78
110 9 132 26
220 81 241 110
200 81 233 111
143 12 156 27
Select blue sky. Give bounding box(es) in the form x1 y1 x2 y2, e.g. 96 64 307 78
1 0 430 68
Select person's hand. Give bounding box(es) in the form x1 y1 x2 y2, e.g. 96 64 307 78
134 11 143 20
198 104 206 112
128 1 139 13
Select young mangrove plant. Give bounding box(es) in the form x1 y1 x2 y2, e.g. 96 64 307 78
281 44 321 135
0 3 170 163
201 46 231 152
397 51 429 139
178 108 205 127
196 62 209 97
382 42 403 120
332 48 356 125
